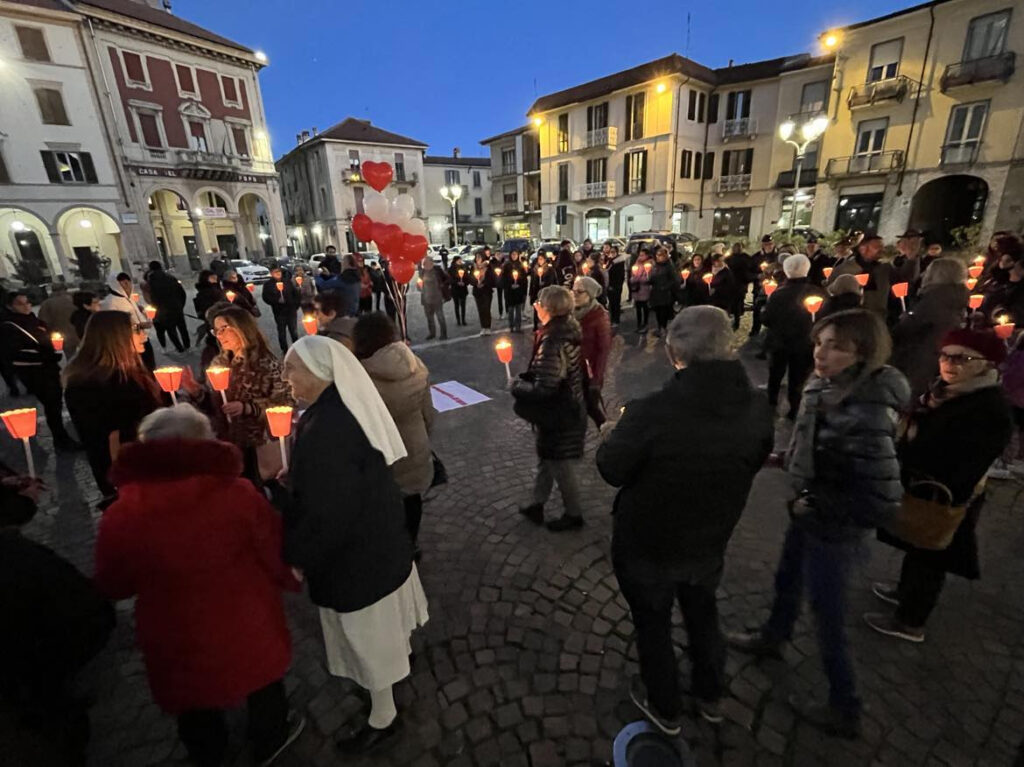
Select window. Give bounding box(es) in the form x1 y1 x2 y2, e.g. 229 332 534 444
800 80 829 114
175 64 198 97
474 197 483 216
444 169 461 185
16 26 49 62
353 187 365 215
394 152 405 182
555 205 567 226
34 88 69 125
40 150 97 184
503 183 517 207
708 93 720 124
712 207 751 237
188 120 208 151
944 101 988 163
703 151 715 179
232 127 249 157
501 148 516 175
557 114 569 153
138 112 162 147
0 147 9 184
694 152 702 179
868 39 902 82
721 149 754 176
688 90 697 120
586 102 609 131
348 149 360 170
834 193 883 233
121 51 148 87
779 192 814 230
319 188 327 214
472 170 481 187
856 118 888 155
558 163 569 201
964 10 1011 61
625 92 645 140
680 149 693 178
697 92 706 123
725 90 751 120
625 149 647 194
220 75 241 107
586 157 607 183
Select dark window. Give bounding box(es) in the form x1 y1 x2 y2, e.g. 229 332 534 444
353 186 365 214
725 90 752 119
586 101 609 130
721 148 753 175
868 39 902 82
558 163 569 201
694 152 702 179
964 10 1011 61
703 151 715 179
176 64 196 94
34 88 69 125
0 148 9 184
624 150 647 194
834 193 883 232
138 112 162 147
122 51 146 84
687 90 697 120
708 93 720 124
556 204 567 225
222 76 239 104
557 113 569 153
394 152 405 182
680 149 692 178
232 127 249 157
40 150 97 184
16 26 49 62
472 170 481 187
349 149 360 170
625 92 645 140
444 169 460 185
474 197 483 216
697 92 706 123
586 157 607 183
712 207 751 237
501 148 516 174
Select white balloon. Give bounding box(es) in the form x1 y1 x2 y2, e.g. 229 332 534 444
393 193 416 221
364 191 389 221
405 218 427 237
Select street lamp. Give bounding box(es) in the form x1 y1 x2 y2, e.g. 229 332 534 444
778 115 828 236
440 184 463 245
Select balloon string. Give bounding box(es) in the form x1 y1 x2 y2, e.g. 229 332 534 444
382 272 409 342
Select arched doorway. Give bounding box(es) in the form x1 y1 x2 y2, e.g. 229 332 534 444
909 175 988 246
56 207 123 281
585 208 612 241
194 189 238 257
618 203 653 236
0 208 60 283
148 188 197 266
237 193 274 261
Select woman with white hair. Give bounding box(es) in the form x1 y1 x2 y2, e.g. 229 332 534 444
761 253 824 419
277 336 427 755
94 404 304 767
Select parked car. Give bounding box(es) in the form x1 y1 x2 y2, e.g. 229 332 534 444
541 237 577 253
307 253 327 272
500 237 539 258
771 226 825 242
625 231 696 262
604 236 628 251
229 259 271 283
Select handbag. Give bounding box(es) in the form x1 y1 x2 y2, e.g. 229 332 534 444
886 479 966 551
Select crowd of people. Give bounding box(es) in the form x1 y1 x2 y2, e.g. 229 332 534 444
0 225 1023 762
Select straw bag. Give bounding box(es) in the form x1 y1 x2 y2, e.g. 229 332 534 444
887 479 965 551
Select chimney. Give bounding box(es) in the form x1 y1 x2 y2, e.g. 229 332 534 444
453 147 460 158
728 59 734 67
312 126 318 136
300 130 309 143
296 133 302 145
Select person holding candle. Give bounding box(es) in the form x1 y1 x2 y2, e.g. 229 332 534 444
605 243 628 327
819 274 863 321
313 292 357 350
447 255 470 326
418 256 450 341
277 335 427 754
144 261 190 354
208 305 293 484
729 310 910 738
221 268 260 317
725 242 754 330
683 253 711 306
101 272 155 370
706 252 739 316
980 243 1024 325
94 404 305 767
261 267 302 352
37 282 78 359
513 286 588 532
553 241 577 287
597 307 773 732
648 247 682 338
501 250 529 333
69 290 101 351
292 265 318 313
573 276 612 428
628 248 654 333
828 234 919 320
471 251 497 336
870 329 1012 642
529 253 557 331
749 234 781 339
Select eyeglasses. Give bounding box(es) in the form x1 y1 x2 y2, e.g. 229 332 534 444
213 325 233 336
131 323 146 333
938 352 985 366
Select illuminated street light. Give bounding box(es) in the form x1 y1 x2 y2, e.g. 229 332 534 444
821 30 842 50
778 115 828 236
656 82 666 94
531 116 543 127
10 220 26 232
79 218 92 228
440 185 463 245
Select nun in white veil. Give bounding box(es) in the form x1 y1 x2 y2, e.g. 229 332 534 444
279 335 428 754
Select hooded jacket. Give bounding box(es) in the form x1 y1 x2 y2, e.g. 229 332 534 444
101 274 148 326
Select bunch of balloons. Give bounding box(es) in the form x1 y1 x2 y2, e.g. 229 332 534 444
350 161 428 285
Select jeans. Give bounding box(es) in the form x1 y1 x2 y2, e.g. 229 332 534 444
608 281 623 324
895 551 946 628
634 300 649 330
508 302 524 332
16 366 70 441
763 522 862 713
474 292 492 330
653 304 673 331
273 311 299 352
177 679 288 767
767 349 814 416
531 458 583 518
617 564 726 718
424 303 447 339
403 493 423 543
453 296 467 325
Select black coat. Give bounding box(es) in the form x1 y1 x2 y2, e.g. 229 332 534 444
648 261 681 308
261 274 301 318
194 282 227 319
471 262 498 297
818 293 861 321
761 278 821 355
553 249 577 287
529 263 557 304
501 259 529 305
806 251 836 286
606 258 626 291
511 315 587 460
725 251 754 285
708 267 739 311
597 360 773 579
448 263 470 299
878 385 1012 578
0 309 59 371
221 278 259 316
146 269 187 322
277 386 412 612
891 283 968 399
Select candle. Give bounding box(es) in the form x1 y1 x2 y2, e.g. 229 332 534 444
891 282 909 312
968 294 984 310
512 270 519 281
154 366 183 405
764 280 777 296
50 332 63 352
473 269 481 279
494 339 513 383
302 315 317 336
225 290 236 303
995 315 1016 340
457 269 465 279
702 272 713 285
822 267 833 279
855 273 869 286
968 265 983 279
144 305 157 320
295 276 303 286
966 277 978 291
246 283 255 293
973 255 986 266
206 365 231 417
265 406 294 471
760 261 768 271
276 281 284 293
582 263 591 274
416 278 424 289
130 292 139 303
1 407 37 477
631 265 639 274
681 269 690 280
803 295 824 319
644 262 652 272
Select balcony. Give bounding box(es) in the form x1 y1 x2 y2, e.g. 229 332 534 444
776 168 818 188
941 52 1016 91
825 150 904 178
582 126 618 151
503 198 520 213
723 118 758 142
575 181 616 200
846 76 916 109
173 149 257 180
717 174 752 194
941 142 980 166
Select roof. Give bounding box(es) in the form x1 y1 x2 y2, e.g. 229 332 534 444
317 118 427 148
841 0 954 31
424 155 490 167
528 51 835 114
5 0 70 11
75 0 253 53
480 125 531 145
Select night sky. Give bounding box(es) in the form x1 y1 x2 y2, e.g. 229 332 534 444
175 0 914 162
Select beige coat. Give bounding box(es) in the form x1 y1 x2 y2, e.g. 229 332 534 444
362 342 436 495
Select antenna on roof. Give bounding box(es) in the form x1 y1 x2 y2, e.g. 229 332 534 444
685 12 691 57
533 77 537 98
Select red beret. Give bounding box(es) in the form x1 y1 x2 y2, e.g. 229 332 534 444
940 329 1007 364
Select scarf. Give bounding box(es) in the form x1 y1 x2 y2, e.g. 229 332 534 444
924 368 1000 409
288 336 407 465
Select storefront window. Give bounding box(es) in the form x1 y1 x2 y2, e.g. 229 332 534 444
712 207 751 237
778 192 814 231
834 193 883 233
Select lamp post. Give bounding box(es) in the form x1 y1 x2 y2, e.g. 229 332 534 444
440 184 463 246
778 115 829 237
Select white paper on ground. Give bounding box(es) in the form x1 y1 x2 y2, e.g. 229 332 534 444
430 381 491 412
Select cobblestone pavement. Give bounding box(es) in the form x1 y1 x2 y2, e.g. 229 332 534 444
3 291 1024 766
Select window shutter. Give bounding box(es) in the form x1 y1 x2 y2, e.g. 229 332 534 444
81 152 97 184
741 90 752 118
586 105 593 132
640 150 647 192
694 152 702 179
16 27 49 62
233 127 249 156
688 90 696 120
721 151 730 176
704 152 715 179
176 65 195 94
222 76 238 103
40 151 60 183
586 160 593 184
623 155 630 191
726 92 737 120
634 93 645 139
624 95 633 140
744 148 754 173
708 94 719 124
697 93 705 123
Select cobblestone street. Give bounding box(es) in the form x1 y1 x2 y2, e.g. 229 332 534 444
4 294 1024 767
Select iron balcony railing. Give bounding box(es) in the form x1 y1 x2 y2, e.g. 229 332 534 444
723 118 758 141
717 174 752 193
847 75 916 109
825 150 904 177
940 142 980 165
941 52 1016 91
575 181 616 200
582 126 618 150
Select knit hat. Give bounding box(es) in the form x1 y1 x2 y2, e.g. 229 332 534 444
573 275 603 300
828 274 862 296
782 253 811 279
940 329 1007 364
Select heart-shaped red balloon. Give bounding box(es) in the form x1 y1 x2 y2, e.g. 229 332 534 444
390 259 416 284
362 161 393 192
351 213 374 242
373 222 403 256
400 233 429 263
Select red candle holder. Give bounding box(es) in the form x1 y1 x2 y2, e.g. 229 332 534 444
702 272 713 285
130 292 140 303
968 294 984 310
276 281 284 293
764 280 778 296
994 317 1015 340
966 277 978 291
855 273 869 287
265 406 294 471
246 283 255 293
154 366 183 405
225 290 236 303
50 332 64 352
822 267 833 280
803 295 824 319
144 305 157 320
495 339 513 383
1 407 37 477
968 265 983 279
681 269 690 280
302 315 317 336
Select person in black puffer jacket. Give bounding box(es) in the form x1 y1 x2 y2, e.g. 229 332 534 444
512 286 587 532
144 261 190 352
648 247 681 336
598 307 773 730
729 309 910 740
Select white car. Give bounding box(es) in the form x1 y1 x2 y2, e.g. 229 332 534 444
308 253 327 272
230 259 271 283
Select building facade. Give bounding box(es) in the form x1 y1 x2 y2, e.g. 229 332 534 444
480 125 541 241
422 152 494 245
276 118 426 256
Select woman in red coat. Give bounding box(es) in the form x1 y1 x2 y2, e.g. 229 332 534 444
94 404 304 767
573 276 613 427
